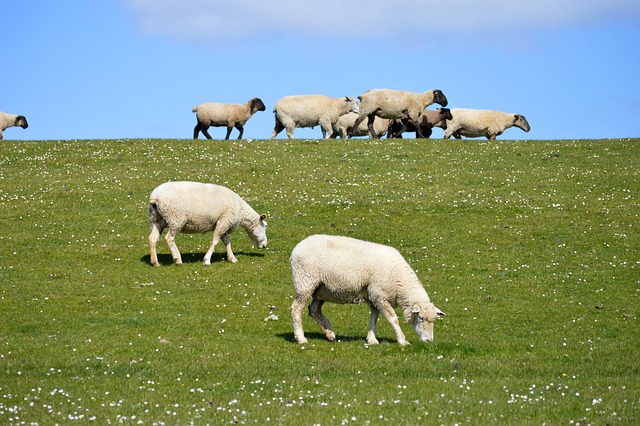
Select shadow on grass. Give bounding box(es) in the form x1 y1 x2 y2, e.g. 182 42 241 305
139 251 264 266
276 332 398 345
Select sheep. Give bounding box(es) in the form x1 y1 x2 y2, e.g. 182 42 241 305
148 181 267 266
443 108 530 140
388 108 453 139
270 95 360 140
351 89 448 138
193 98 266 140
290 234 445 346
0 112 28 140
329 112 391 139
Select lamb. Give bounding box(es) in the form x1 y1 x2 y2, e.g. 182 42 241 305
352 89 448 138
193 98 266 140
148 181 267 266
329 112 391 139
290 234 445 346
0 112 28 140
443 108 530 140
388 108 453 139
270 95 360 140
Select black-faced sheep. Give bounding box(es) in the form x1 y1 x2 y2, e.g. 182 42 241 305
329 112 391 139
0 112 28 140
193 98 266 140
290 234 445 346
443 108 531 140
270 95 360 140
148 181 267 266
388 108 453 139
352 89 448 138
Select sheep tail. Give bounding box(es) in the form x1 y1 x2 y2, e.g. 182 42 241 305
192 106 199 113
148 200 161 223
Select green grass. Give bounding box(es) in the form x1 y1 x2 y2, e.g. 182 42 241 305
0 137 638 424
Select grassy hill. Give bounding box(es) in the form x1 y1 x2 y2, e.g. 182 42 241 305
0 137 638 424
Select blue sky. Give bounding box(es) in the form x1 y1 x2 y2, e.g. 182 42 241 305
2 0 639 141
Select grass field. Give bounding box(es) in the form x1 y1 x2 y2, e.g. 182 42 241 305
0 137 638 424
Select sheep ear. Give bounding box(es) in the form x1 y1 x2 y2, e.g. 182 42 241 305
411 307 420 314
436 308 446 317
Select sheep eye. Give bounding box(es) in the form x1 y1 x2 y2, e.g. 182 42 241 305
418 315 425 322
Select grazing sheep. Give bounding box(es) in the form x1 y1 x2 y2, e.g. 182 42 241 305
329 112 391 139
443 108 530 140
148 181 267 266
290 234 445 346
193 98 266 140
388 108 453 139
0 112 28 140
270 95 360 140
352 89 448 138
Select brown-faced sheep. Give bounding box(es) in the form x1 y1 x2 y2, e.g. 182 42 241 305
193 98 266 140
444 108 530 140
0 112 28 140
270 95 360 140
352 89 448 138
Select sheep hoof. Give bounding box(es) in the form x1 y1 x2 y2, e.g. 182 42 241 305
366 337 380 345
229 257 238 263
295 336 308 344
325 331 336 341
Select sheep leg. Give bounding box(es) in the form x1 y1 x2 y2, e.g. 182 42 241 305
377 300 410 345
148 222 164 267
366 305 380 345
319 119 332 139
221 234 237 263
224 126 233 140
271 117 285 139
193 123 201 139
164 228 183 265
308 299 336 341
235 125 244 140
350 114 367 137
291 292 312 344
366 114 377 139
200 125 213 139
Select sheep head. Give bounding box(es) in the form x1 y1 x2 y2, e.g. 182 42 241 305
16 115 29 129
250 98 266 113
513 114 530 132
406 302 445 342
432 90 448 107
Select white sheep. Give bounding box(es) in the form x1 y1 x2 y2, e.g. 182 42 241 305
388 108 453 138
148 181 267 266
290 234 445 346
352 89 448 138
329 112 391 139
0 112 28 140
270 95 360 140
193 98 266 140
443 108 530 140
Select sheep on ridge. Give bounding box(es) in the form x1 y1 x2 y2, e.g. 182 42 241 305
193 98 266 140
329 112 391 139
388 108 453 139
352 89 448 138
0 112 28 140
443 108 530 140
148 181 267 266
270 95 360 140
290 234 445 346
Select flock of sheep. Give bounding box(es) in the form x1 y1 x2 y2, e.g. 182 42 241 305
2 88 530 141
2 87 529 345
192 88 531 141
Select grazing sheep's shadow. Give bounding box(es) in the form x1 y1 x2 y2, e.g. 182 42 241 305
139 251 264 266
276 332 393 345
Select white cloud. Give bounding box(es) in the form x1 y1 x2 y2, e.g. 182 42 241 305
123 0 640 44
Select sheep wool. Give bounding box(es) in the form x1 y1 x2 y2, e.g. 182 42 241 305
148 181 267 266
290 234 445 346
0 112 28 140
330 112 391 139
444 108 531 140
270 95 360 140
